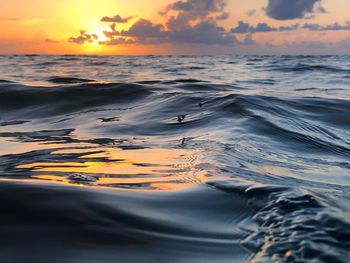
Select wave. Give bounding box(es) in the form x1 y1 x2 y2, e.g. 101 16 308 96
0 82 153 118
1 178 348 263
209 180 350 263
47 77 96 84
0 181 251 263
1 80 349 155
274 63 350 73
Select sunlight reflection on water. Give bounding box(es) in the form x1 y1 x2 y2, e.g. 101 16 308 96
16 147 206 190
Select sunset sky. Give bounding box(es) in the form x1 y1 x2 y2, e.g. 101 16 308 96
1 0 350 54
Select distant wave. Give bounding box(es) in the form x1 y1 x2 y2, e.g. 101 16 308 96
47 77 96 84
273 63 350 73
0 81 152 117
1 80 350 156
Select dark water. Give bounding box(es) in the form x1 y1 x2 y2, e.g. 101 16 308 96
0 55 350 263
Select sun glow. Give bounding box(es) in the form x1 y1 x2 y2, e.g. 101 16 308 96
77 18 136 52
94 28 109 44
79 26 110 52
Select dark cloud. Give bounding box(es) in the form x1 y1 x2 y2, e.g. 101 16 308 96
232 20 350 34
120 19 165 39
68 30 98 44
102 23 120 39
162 0 229 31
71 0 238 47
101 15 133 23
168 21 237 45
303 21 350 31
164 0 226 14
265 0 324 20
107 19 237 45
231 21 298 33
279 24 300 31
254 23 277 32
302 23 325 31
231 21 254 33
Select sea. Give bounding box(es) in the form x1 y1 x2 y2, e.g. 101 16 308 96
0 54 349 263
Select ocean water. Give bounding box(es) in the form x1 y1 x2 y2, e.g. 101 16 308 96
0 55 349 263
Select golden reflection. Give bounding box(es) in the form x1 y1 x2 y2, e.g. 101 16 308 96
16 147 204 190
0 138 93 156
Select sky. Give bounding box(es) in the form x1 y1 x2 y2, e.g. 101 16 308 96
1 0 350 55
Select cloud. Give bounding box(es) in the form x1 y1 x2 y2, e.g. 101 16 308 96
163 0 226 14
265 0 324 20
231 21 299 33
100 15 133 23
107 19 237 45
68 30 98 44
303 21 350 31
161 0 229 31
70 0 239 47
167 21 237 45
231 21 253 33
254 23 277 32
120 19 165 39
231 20 350 34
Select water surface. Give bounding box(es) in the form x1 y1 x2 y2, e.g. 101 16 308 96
0 55 350 262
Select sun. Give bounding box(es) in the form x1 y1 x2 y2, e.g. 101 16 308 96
80 26 110 53
76 18 136 53
92 28 109 45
